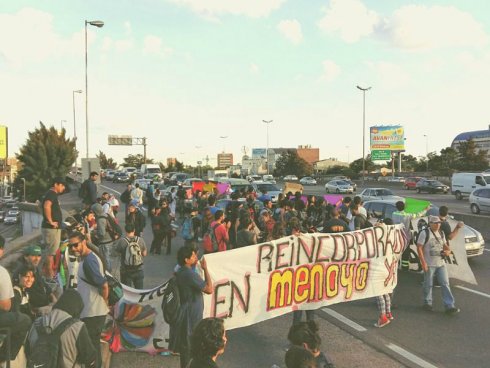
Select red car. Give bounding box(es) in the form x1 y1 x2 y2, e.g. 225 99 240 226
404 177 423 190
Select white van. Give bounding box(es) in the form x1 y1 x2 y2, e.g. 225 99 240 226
451 172 490 199
141 164 162 179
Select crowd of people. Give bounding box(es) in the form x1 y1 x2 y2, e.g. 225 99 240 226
0 172 466 368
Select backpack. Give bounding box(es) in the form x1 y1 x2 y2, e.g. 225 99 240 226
161 275 181 324
27 317 77 368
123 236 143 267
202 223 220 253
120 189 130 204
78 180 89 199
96 215 123 241
181 217 194 240
414 222 430 246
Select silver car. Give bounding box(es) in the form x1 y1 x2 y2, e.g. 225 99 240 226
359 188 404 202
252 181 282 203
469 188 490 214
325 180 353 193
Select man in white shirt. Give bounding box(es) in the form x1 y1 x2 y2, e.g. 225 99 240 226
0 237 31 363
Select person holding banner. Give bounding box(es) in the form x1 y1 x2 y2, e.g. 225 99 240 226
172 246 213 368
416 215 460 315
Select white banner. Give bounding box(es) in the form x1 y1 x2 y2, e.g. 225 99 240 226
104 224 408 353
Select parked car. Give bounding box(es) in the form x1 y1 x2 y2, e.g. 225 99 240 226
415 179 449 194
299 177 317 186
251 181 282 203
283 175 298 181
4 214 18 224
112 172 130 183
404 177 423 190
469 188 490 214
325 180 353 194
359 188 404 202
363 199 485 258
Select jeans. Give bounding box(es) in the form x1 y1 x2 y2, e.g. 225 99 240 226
82 315 106 368
121 268 144 289
292 310 315 325
423 265 455 309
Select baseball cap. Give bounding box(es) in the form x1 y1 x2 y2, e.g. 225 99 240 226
428 215 442 224
53 176 67 186
23 244 42 256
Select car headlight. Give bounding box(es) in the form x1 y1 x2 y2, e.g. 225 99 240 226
477 233 484 243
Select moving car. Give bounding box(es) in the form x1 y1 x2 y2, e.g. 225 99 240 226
262 174 276 184
4 213 18 224
104 170 116 181
299 177 317 186
325 180 354 194
363 199 485 258
251 181 282 203
8 207 20 216
451 172 490 200
246 175 262 182
112 172 130 183
283 175 298 181
404 177 423 190
359 188 404 202
415 179 449 194
469 188 490 214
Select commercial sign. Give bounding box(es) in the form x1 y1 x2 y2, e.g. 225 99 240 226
370 125 405 151
252 148 266 159
371 150 391 161
0 126 8 159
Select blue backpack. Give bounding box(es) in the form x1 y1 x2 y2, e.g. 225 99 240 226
181 217 194 240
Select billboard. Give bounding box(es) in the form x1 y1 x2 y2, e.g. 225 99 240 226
252 148 266 159
108 135 133 145
0 126 8 159
370 125 405 151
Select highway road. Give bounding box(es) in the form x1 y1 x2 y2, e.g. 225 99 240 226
102 179 490 368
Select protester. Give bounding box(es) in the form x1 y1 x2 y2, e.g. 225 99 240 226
11 264 36 320
438 206 464 242
41 176 66 280
126 199 146 237
416 215 460 314
26 289 96 368
120 183 132 215
81 171 99 209
285 345 318 368
322 208 349 233
288 320 334 368
150 204 166 255
159 200 174 255
91 203 117 274
115 223 147 289
71 231 109 368
210 210 230 252
130 183 143 208
170 246 212 368
235 216 258 247
188 318 227 368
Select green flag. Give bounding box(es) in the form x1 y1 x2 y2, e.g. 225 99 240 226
405 197 430 216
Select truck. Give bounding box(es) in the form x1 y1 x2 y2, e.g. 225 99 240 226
451 172 490 199
141 164 163 180
207 169 228 180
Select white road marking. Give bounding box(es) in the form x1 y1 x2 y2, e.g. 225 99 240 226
386 343 438 368
455 285 490 299
321 308 367 332
484 249 490 252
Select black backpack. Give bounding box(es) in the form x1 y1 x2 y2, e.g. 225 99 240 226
414 220 430 246
27 317 77 368
78 180 89 199
161 275 181 324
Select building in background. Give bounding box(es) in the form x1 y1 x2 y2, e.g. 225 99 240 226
297 145 319 165
217 153 233 169
452 126 490 160
167 157 177 167
313 158 349 174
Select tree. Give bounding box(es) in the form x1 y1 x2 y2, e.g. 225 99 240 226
273 150 312 177
122 154 153 168
456 139 488 171
17 122 76 201
97 150 117 169
349 157 376 175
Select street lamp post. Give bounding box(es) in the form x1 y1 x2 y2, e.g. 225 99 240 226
357 86 371 186
424 134 429 172
85 19 104 159
262 120 273 174
60 120 67 130
73 90 82 173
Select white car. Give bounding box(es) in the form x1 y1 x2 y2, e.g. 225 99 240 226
325 180 353 193
246 175 262 183
299 177 317 185
283 175 299 181
252 181 282 203
4 214 18 224
262 175 276 183
359 188 404 202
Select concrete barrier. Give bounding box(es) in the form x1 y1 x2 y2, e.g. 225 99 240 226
452 212 490 241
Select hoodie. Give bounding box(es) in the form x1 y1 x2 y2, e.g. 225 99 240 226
91 203 112 245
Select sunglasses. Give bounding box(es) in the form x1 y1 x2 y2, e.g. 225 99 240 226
68 241 81 248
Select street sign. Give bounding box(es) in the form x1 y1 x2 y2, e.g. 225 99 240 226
371 150 391 161
108 135 133 145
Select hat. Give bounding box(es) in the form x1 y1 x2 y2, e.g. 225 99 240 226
53 176 67 186
129 199 139 207
23 244 42 256
428 215 442 224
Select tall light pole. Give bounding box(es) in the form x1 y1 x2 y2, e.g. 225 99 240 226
263 120 273 174
85 19 104 159
60 120 67 130
73 90 82 171
424 134 429 172
357 86 371 185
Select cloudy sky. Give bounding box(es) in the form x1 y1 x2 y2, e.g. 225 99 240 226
1 0 489 167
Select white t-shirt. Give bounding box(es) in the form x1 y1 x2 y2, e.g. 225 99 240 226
0 265 14 300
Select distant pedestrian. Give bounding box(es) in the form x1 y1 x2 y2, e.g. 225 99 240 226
81 171 99 209
150 205 166 255
126 199 146 237
115 223 147 289
130 183 143 207
188 318 227 368
120 183 132 215
41 176 66 280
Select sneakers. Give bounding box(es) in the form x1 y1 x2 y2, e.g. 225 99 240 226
386 312 394 320
422 304 433 312
374 314 390 328
445 307 460 315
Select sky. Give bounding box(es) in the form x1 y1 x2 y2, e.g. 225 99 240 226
1 0 490 167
